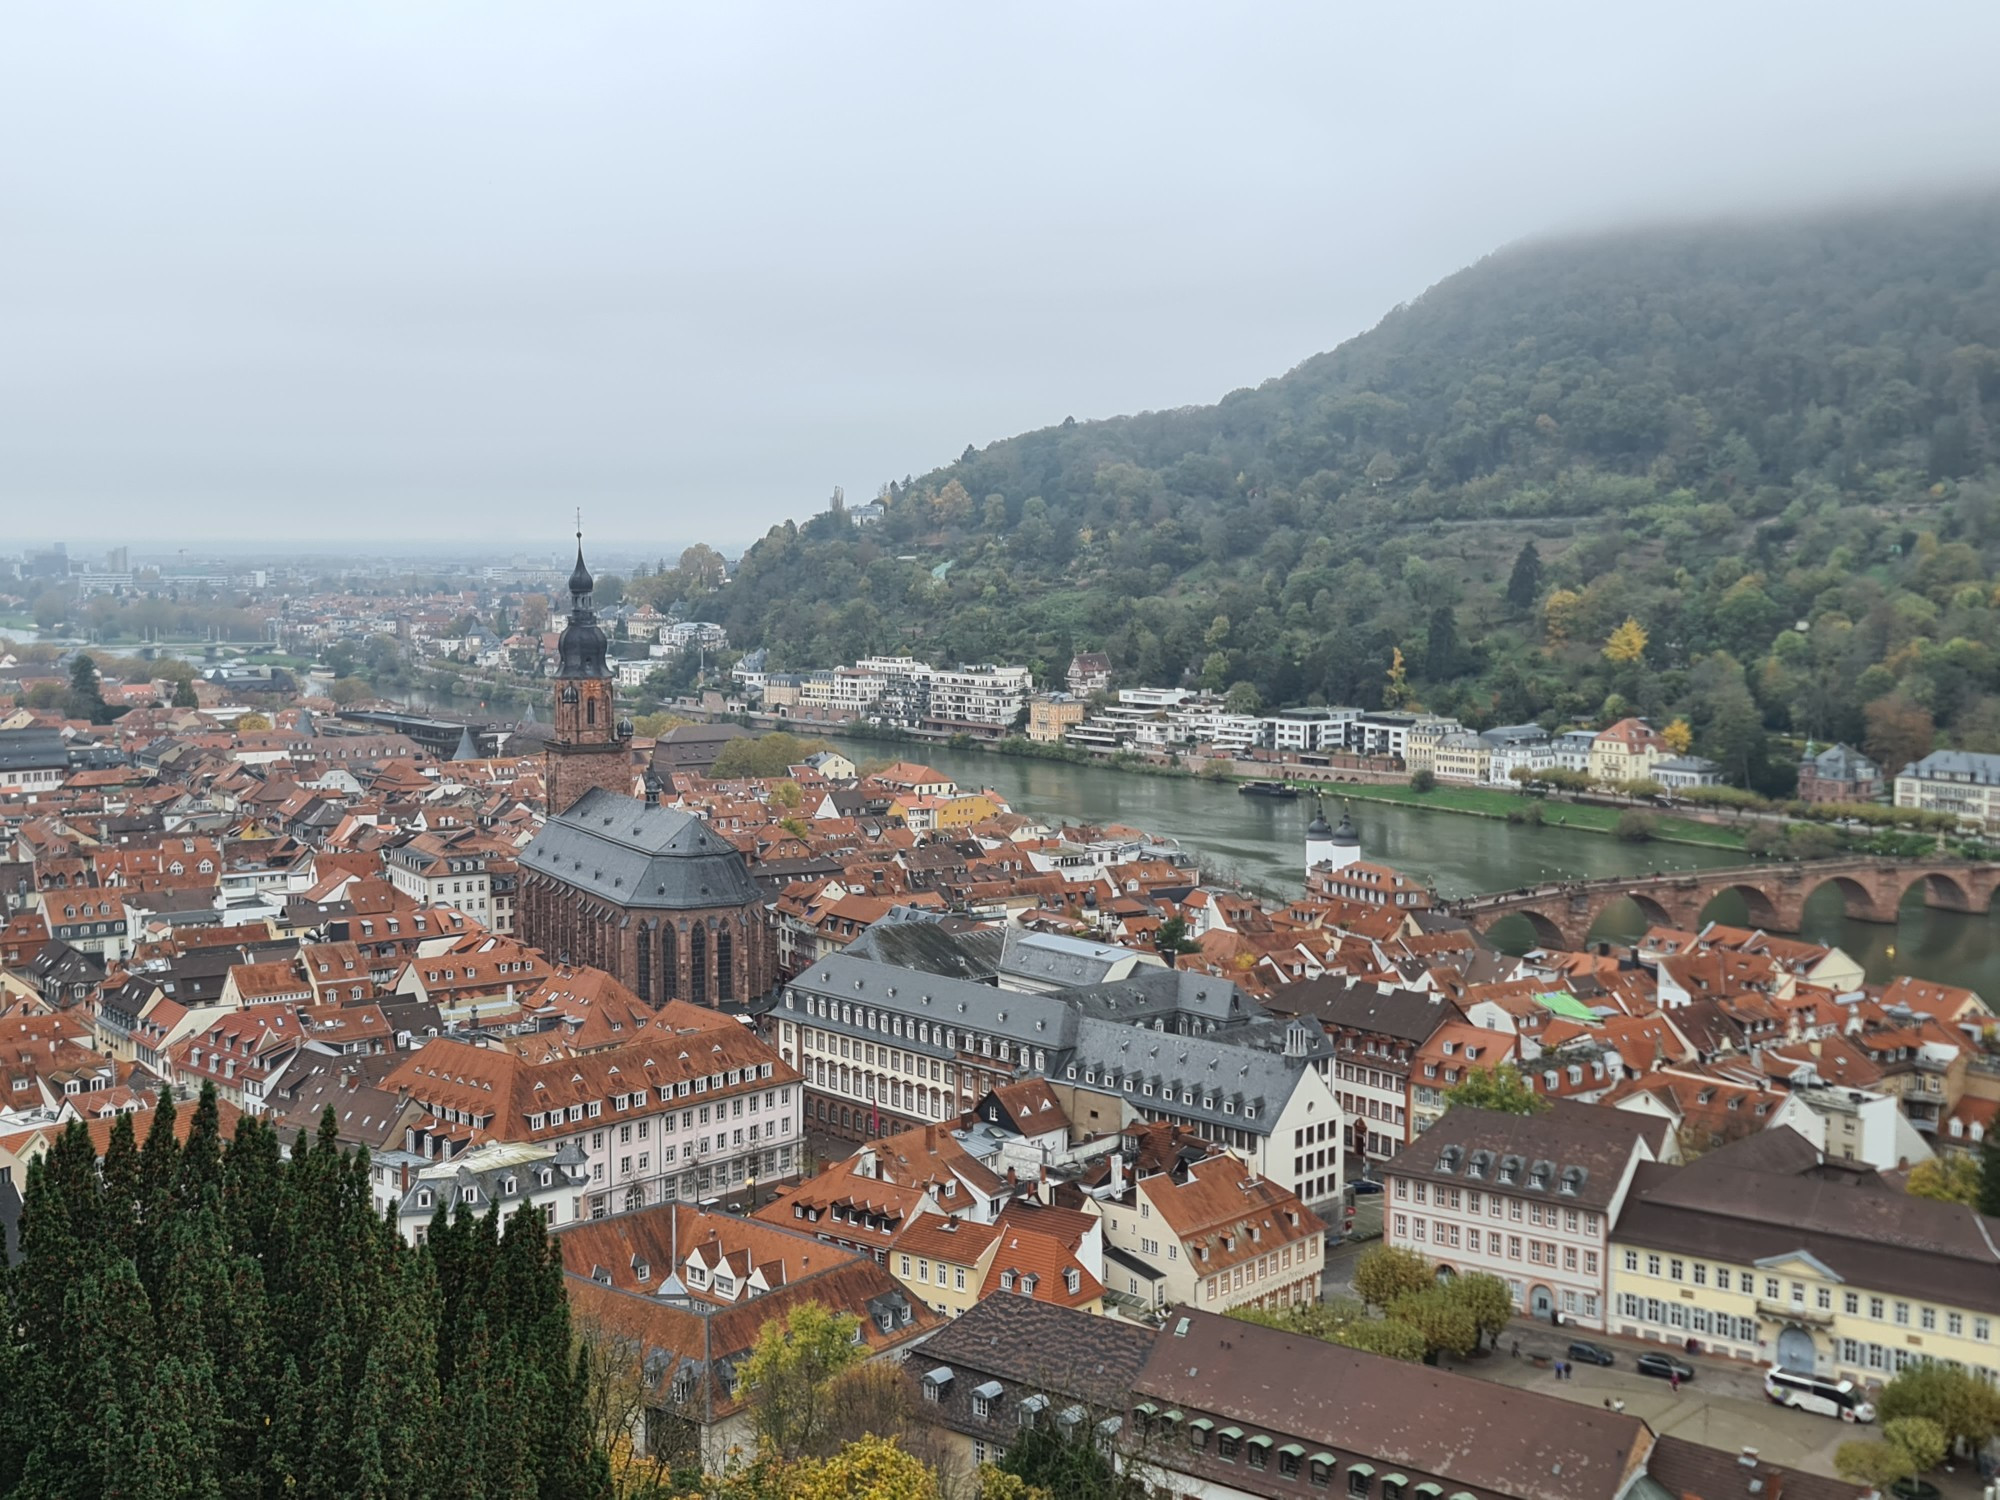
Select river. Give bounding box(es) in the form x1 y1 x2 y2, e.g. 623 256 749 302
870 740 2000 995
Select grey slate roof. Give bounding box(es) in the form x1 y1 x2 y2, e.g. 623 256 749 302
518 787 760 910
844 918 1004 978
1265 976 1459 1042
787 951 1077 1059
1806 743 1878 780
1065 1015 1319 1138
998 927 1158 988
1901 748 2000 782
1381 1099 1663 1213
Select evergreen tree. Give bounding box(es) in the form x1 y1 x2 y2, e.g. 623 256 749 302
101 1107 142 1261
5 1094 609 1498
1506 540 1543 611
1979 1130 2000 1217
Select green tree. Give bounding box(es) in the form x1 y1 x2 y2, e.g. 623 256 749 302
738 1303 868 1460
1616 809 1657 842
1981 1132 2000 1217
1410 767 1437 793
1905 1155 1980 1205
1442 1273 1516 1351
66 652 112 723
1879 1361 2000 1453
1834 1439 1914 1491
1506 541 1543 612
1387 1285 1480 1360
1229 1300 1425 1362
1352 1246 1436 1309
1444 1064 1550 1116
998 1419 1140 1500
1224 680 1263 715
172 678 200 709
709 732 832 781
1153 916 1199 955
1883 1416 1948 1474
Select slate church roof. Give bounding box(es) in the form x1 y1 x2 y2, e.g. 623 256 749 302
519 786 761 910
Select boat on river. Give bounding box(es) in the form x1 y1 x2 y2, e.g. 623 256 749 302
1237 780 1299 799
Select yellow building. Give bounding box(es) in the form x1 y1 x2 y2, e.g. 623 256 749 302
1609 1128 2000 1386
935 791 1002 831
1027 695 1086 744
1589 718 1667 786
891 1215 1003 1318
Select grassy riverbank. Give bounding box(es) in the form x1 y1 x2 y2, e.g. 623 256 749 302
1298 780 1749 851
823 724 1751 852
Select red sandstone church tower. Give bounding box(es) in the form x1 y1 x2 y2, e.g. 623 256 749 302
545 533 634 815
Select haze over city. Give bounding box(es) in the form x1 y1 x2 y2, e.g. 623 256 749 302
6 0 2000 549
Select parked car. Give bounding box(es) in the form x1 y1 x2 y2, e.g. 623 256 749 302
1567 1341 1616 1367
1351 1178 1385 1195
1635 1353 1695 1382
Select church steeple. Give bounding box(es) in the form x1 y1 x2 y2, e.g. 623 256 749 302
556 524 610 681
546 522 630 816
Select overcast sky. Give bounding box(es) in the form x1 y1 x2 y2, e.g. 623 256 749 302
5 2 1999 556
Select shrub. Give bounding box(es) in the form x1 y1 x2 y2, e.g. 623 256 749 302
1616 810 1657 842
1410 768 1437 793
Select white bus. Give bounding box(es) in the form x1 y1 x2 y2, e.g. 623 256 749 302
1765 1369 1875 1423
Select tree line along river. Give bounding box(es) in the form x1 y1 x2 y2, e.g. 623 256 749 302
881 741 2000 997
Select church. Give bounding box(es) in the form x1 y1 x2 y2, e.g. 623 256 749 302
515 536 775 1005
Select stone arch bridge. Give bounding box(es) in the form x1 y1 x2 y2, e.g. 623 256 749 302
1444 858 2000 952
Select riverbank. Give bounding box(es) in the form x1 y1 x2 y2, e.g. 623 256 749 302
1321 780 1749 852
823 726 1750 852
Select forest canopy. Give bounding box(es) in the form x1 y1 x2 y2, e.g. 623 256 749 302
706 193 2000 795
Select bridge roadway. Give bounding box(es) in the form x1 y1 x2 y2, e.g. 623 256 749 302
1443 856 2000 952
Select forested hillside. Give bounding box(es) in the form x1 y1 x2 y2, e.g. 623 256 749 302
698 193 2000 794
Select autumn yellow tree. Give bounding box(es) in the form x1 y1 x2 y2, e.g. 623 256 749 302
1603 617 1649 664
1542 588 1583 644
235 711 273 731
1662 718 1694 754
1383 647 1419 709
787 1436 940 1500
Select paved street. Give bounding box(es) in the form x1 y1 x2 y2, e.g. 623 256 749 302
1448 1323 1984 1495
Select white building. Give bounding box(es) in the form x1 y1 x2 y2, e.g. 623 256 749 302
1894 750 2000 832
924 664 1031 732
1382 1102 1667 1329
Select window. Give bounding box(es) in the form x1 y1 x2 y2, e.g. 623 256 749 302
1895 1302 1911 1327
1624 1250 1638 1272
1646 1254 1661 1277
1348 1468 1372 1498
1845 1292 1860 1315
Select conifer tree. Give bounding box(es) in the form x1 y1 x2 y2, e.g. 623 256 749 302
6 1095 610 1498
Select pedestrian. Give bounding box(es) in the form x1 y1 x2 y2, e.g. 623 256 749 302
1669 1372 1680 1393
1511 1339 1520 1359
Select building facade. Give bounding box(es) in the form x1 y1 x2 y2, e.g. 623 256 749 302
1382 1102 1664 1329
517 787 776 1008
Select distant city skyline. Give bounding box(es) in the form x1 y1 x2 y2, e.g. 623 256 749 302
6 3 2000 546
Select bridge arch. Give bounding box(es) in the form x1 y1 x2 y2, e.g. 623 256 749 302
1695 881 1786 933
1483 908 1571 953
1899 868 1987 916
1804 873 1898 925
1583 892 1675 945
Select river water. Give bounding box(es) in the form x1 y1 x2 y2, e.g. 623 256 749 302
876 741 2000 995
